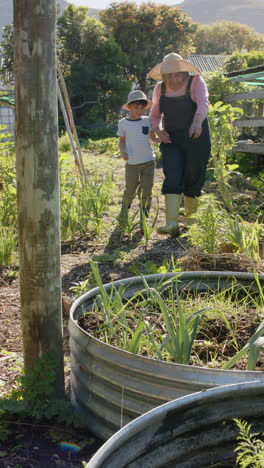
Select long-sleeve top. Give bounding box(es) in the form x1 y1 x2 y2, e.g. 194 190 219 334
149 74 209 130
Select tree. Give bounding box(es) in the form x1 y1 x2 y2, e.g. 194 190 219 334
100 2 196 92
14 0 64 397
194 21 264 55
0 24 14 85
224 50 264 73
57 5 130 127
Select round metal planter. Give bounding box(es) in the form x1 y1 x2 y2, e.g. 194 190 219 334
69 271 264 440
87 381 264 468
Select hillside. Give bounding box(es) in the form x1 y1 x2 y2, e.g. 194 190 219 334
179 0 264 34
1 0 264 41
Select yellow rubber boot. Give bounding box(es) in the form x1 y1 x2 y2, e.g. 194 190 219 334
157 194 181 236
184 196 198 226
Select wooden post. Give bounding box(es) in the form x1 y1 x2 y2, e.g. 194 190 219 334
57 60 87 181
14 0 64 397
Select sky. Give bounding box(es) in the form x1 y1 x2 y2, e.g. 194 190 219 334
68 0 183 9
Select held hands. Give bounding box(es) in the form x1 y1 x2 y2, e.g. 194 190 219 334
120 152 128 160
154 128 171 144
189 113 204 139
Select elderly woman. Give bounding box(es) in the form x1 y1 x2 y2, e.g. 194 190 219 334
148 53 211 236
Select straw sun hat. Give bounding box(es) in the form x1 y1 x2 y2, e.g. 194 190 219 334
122 90 152 111
147 53 201 81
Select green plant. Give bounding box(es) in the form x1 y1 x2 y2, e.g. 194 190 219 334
120 209 141 238
0 226 17 265
209 102 242 210
86 137 118 155
60 167 113 241
234 419 264 467
183 193 229 254
224 272 264 371
70 277 93 297
89 265 214 365
140 209 158 249
143 279 210 365
128 256 181 276
59 132 71 153
0 353 86 442
89 261 146 352
226 215 263 261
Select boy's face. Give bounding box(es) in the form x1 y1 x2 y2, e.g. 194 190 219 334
128 102 147 119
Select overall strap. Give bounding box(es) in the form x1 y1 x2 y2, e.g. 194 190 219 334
185 75 194 96
161 81 166 95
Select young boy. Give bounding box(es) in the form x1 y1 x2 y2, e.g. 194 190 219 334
117 90 159 224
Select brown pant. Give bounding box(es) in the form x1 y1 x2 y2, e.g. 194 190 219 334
123 160 155 209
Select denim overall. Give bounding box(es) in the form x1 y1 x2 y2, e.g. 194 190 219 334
159 77 211 197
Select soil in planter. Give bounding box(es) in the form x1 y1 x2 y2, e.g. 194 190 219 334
78 288 264 370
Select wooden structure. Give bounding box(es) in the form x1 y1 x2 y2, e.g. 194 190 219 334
224 66 264 159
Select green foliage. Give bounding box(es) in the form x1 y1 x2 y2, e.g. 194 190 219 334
224 273 264 371
89 265 211 364
100 2 196 92
225 50 264 73
185 193 263 261
184 194 230 254
194 21 264 55
86 137 118 154
235 419 264 467
140 205 158 250
128 257 181 276
57 5 130 126
60 166 114 240
144 279 210 365
209 101 243 209
0 127 17 263
0 227 17 265
0 354 86 443
77 125 117 141
59 132 71 153
206 72 249 105
226 216 263 261
0 25 14 85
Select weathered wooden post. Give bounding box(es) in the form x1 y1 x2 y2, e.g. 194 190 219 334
14 0 64 397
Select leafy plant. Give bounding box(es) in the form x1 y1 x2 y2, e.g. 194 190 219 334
0 226 17 265
0 353 86 443
86 137 118 155
234 419 264 467
140 204 158 249
143 279 210 365
209 101 243 210
224 272 264 370
183 193 230 254
226 215 263 261
58 132 71 153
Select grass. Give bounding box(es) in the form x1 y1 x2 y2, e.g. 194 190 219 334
80 267 264 370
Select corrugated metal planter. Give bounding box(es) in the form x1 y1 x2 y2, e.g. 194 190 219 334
87 381 264 468
69 271 264 440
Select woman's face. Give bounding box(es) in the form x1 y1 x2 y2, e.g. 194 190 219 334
164 72 187 89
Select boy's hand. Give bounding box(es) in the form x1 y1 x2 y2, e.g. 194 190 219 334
150 130 162 143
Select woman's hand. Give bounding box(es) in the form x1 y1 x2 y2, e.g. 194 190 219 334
189 113 204 139
154 128 171 143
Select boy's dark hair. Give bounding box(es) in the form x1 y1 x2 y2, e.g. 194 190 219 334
128 99 148 107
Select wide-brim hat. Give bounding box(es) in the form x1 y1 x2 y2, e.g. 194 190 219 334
147 53 201 81
122 90 152 111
